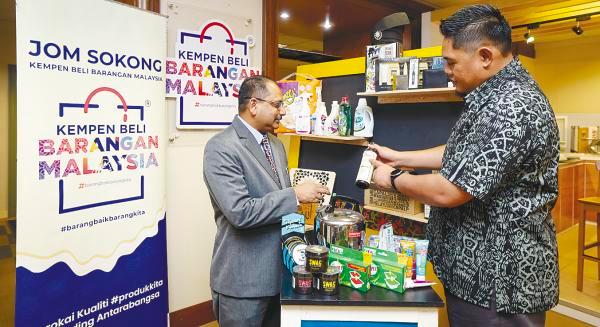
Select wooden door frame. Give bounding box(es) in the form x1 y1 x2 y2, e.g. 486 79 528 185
262 0 279 79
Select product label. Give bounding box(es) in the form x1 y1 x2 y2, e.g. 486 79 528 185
354 115 365 131
323 280 337 291
338 114 347 135
356 150 377 184
308 258 323 271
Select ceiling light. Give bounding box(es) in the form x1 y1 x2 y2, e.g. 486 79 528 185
280 11 290 20
572 21 584 35
524 30 535 44
571 15 590 36
322 15 332 30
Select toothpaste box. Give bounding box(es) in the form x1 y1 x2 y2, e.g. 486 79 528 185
363 246 406 293
329 245 372 292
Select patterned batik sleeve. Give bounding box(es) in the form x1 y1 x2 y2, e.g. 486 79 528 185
440 107 534 201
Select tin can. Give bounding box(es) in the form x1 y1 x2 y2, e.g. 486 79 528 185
305 245 329 273
292 265 313 294
316 266 340 295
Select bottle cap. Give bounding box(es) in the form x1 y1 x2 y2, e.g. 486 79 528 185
341 96 349 103
358 98 367 106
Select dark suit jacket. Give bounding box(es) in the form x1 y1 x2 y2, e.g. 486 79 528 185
203 116 297 297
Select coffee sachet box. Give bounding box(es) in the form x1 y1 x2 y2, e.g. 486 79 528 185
363 246 406 293
329 245 372 292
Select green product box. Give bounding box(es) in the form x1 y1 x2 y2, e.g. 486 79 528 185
328 245 371 292
363 246 406 293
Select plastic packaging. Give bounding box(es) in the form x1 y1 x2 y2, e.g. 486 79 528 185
281 213 307 273
415 239 429 281
353 98 374 137
356 148 377 189
295 93 311 134
312 101 328 135
399 240 416 280
378 223 395 252
324 101 340 135
338 96 353 136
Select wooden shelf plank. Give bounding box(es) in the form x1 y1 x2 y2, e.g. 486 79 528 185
357 87 463 104
281 133 369 146
363 205 429 224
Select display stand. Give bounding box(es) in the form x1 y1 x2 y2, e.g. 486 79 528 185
280 269 443 327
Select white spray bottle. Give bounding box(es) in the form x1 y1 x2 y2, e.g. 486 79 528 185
324 100 340 135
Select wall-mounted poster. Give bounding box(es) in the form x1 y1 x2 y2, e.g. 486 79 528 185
165 20 261 129
16 0 168 325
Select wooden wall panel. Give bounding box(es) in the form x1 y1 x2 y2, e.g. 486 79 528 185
584 162 600 222
262 0 278 79
574 163 586 225
559 166 574 232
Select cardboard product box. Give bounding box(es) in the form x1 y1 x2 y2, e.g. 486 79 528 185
329 245 372 292
365 42 401 92
365 188 424 215
363 246 406 293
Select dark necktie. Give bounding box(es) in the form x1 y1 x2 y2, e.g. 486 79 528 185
260 134 281 184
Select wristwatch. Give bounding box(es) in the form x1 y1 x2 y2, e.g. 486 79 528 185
390 169 405 192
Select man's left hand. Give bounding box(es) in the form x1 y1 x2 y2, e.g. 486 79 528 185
371 160 395 191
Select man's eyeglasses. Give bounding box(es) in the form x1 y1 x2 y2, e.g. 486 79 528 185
246 97 285 110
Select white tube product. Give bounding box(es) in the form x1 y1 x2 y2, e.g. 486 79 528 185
295 93 311 134
415 239 429 281
355 148 377 189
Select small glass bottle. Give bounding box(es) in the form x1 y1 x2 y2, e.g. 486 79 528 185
355 148 377 189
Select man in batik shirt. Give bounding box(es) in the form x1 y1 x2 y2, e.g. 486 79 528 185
370 5 559 327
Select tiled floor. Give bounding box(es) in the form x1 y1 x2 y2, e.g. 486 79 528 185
0 219 16 327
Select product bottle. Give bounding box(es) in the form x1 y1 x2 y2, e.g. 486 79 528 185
353 98 374 138
313 101 327 135
338 96 353 136
324 101 340 135
295 93 311 134
355 148 377 189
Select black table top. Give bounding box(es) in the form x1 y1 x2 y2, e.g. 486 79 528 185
280 268 444 307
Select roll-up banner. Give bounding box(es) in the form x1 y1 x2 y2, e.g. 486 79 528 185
15 0 168 325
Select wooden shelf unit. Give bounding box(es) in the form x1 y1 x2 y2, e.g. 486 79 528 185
357 87 462 104
281 133 369 146
363 205 428 224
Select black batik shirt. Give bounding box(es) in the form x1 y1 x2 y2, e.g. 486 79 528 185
427 58 560 314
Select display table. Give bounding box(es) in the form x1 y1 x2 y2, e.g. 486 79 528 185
280 269 444 327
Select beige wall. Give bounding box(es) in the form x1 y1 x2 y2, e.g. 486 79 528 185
160 0 263 312
529 35 600 115
0 19 16 219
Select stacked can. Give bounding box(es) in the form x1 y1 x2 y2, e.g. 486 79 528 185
292 245 340 296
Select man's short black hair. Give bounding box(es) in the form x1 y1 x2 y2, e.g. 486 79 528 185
440 4 512 54
238 76 275 112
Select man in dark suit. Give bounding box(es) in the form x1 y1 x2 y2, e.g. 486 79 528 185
203 76 329 327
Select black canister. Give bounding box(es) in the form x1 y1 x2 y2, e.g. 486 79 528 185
305 245 329 273
292 265 313 294
316 267 340 296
